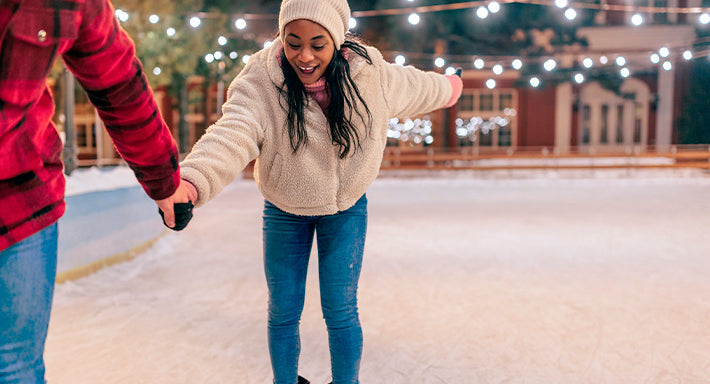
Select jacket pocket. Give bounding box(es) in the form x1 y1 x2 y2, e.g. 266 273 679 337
265 152 284 191
8 7 77 81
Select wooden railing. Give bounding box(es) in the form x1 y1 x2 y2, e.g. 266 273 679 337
73 145 710 172
380 145 710 171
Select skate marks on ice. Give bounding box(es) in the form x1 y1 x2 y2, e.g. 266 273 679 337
46 176 710 383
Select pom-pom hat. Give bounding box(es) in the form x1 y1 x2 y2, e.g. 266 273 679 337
278 0 351 50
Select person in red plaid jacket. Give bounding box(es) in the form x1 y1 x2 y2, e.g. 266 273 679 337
0 0 192 381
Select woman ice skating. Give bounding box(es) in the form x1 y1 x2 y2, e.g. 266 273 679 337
160 0 462 382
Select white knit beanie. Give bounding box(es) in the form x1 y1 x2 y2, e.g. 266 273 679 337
279 0 350 50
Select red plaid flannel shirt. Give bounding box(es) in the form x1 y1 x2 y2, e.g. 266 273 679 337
0 0 180 251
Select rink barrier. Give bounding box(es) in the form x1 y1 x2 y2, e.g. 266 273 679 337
380 145 710 170
55 229 169 284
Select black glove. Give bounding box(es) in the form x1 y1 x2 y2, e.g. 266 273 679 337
159 202 194 231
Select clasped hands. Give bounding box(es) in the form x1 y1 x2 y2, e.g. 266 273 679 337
155 179 197 231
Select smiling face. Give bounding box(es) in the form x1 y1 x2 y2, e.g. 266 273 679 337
282 19 336 85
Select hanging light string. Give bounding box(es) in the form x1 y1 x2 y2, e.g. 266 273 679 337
185 0 710 20
121 0 710 89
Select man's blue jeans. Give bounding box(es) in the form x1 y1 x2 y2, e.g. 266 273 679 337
263 195 367 384
0 223 58 384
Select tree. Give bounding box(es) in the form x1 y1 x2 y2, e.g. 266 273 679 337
113 0 261 91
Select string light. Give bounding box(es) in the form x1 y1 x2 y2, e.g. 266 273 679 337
115 9 129 22
387 117 434 146
119 1 710 91
234 18 247 30
408 13 421 25
153 67 161 75
347 0 710 18
445 66 457 75
476 6 489 19
564 8 577 21
574 73 584 84
486 79 496 89
582 57 593 68
543 58 556 71
167 1 710 26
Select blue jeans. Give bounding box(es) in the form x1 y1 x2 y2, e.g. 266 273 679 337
263 195 367 384
0 223 58 384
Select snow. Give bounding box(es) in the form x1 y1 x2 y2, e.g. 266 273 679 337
46 166 710 383
64 166 139 196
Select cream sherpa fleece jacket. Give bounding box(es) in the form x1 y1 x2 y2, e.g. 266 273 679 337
180 41 452 216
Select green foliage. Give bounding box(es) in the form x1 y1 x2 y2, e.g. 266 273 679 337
678 60 710 144
112 0 261 93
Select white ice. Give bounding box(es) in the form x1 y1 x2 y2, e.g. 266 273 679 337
46 167 710 383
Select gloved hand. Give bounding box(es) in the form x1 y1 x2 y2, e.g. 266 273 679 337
155 179 198 231
159 202 194 231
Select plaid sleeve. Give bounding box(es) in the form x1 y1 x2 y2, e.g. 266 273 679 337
62 0 179 200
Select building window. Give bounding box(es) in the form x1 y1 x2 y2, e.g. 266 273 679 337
456 89 517 149
634 104 643 144
499 125 512 147
459 94 474 111
600 104 609 144
499 93 513 109
480 94 494 111
581 104 591 145
479 126 494 146
616 105 624 143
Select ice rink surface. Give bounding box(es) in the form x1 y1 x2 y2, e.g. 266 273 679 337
46 170 710 383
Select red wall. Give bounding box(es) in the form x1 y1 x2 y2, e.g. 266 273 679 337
518 86 557 147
